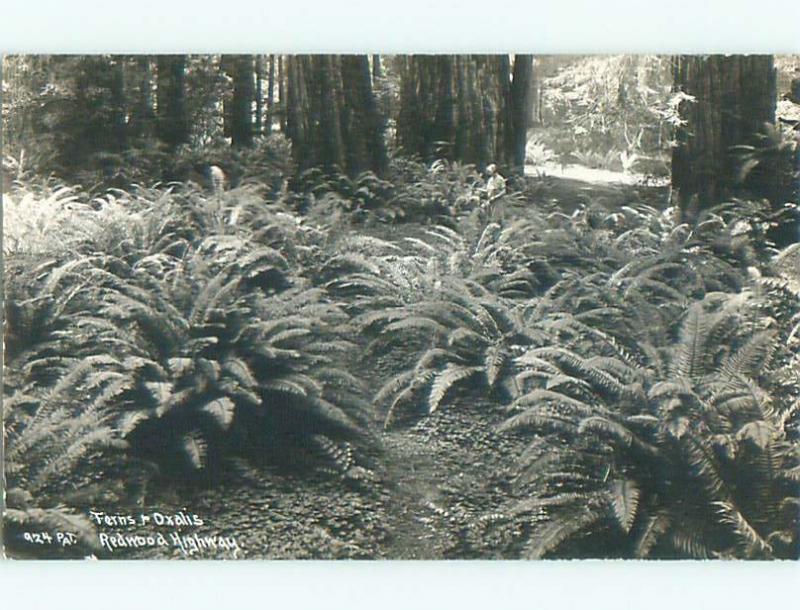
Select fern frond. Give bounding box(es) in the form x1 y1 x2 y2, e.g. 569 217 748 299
608 479 641 533
183 432 207 470
714 501 774 558
635 512 671 558
429 365 482 413
484 344 506 388
201 397 236 430
524 503 606 559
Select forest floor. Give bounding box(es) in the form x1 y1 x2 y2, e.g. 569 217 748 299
113 170 667 560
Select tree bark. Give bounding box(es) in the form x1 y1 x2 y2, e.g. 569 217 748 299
510 54 533 173
285 55 316 171
266 55 275 133
671 54 776 221
340 54 387 175
278 56 287 132
156 55 189 150
255 56 263 136
493 54 515 170
228 55 254 147
109 56 128 152
372 55 382 81
285 54 386 176
316 55 347 170
397 55 458 161
397 54 529 173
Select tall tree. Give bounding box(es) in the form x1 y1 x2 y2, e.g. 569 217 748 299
316 55 346 169
156 55 189 150
397 54 532 173
510 55 534 172
266 55 276 133
255 55 263 136
671 54 777 221
129 56 155 140
397 56 456 160
226 55 255 147
278 56 287 132
340 55 388 175
109 56 127 152
285 54 386 176
372 54 382 81
62 56 128 166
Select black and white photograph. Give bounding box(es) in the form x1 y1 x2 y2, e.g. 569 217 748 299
2 49 799 563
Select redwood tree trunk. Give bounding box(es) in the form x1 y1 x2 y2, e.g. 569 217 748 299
397 55 457 161
130 55 155 140
266 55 275 133
156 55 189 150
278 56 286 132
340 55 387 175
372 54 382 81
316 55 346 170
229 55 254 147
510 54 533 173
285 54 386 176
255 56 263 136
671 54 776 221
398 54 530 173
109 56 128 152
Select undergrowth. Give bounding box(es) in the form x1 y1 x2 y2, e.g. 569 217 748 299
3 158 797 559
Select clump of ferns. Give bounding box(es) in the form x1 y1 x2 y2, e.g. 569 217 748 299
291 167 395 228
510 200 747 299
404 223 542 299
83 184 300 266
213 190 339 273
387 158 484 222
328 221 544 303
2 254 133 387
689 199 784 269
318 234 441 315
754 243 800 344
0 183 169 260
2 184 86 255
525 256 700 367
91 237 371 478
67 186 199 265
3 355 130 557
367 277 541 428
493 214 638 296
499 294 799 559
532 214 768 354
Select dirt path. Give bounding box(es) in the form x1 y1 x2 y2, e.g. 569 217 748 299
379 430 450 558
120 169 651 560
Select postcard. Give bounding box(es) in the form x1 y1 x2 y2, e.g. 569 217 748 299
2 53 798 561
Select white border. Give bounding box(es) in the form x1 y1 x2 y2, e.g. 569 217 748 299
1 0 799 53
2 1 799 608
2 559 800 609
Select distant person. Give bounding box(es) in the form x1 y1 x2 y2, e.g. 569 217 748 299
208 165 227 195
485 163 507 202
481 163 507 223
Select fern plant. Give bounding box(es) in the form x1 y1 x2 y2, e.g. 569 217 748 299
3 353 132 558
3 181 374 492
501 292 799 559
367 277 539 428
84 231 371 476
